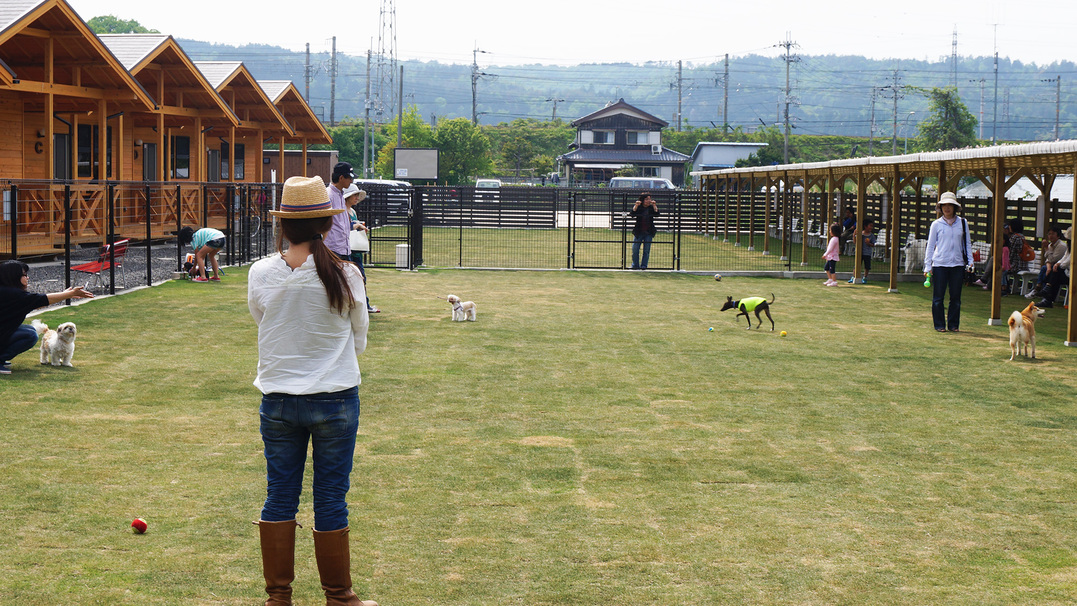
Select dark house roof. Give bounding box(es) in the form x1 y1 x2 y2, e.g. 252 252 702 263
560 147 690 164
571 98 667 128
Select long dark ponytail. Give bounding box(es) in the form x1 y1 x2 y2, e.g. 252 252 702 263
276 217 356 315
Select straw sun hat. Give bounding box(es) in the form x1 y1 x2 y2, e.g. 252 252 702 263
936 191 962 213
269 175 345 219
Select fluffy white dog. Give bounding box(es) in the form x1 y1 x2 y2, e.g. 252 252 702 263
446 294 477 322
903 235 926 274
32 319 78 367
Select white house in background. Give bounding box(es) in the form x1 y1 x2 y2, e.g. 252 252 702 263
957 175 1074 202
957 175 1073 238
688 142 768 186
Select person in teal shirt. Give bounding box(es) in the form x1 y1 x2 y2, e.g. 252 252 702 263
179 226 226 282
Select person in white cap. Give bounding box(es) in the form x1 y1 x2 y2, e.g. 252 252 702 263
248 175 377 606
923 191 975 332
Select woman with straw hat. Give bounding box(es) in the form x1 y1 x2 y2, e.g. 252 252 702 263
923 191 975 332
248 175 376 606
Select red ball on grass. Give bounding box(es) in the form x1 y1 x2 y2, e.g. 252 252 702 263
131 518 148 534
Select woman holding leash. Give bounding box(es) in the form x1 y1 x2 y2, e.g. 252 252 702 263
923 192 975 333
0 261 93 375
247 176 375 605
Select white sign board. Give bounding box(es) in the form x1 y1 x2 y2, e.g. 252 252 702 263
394 148 439 181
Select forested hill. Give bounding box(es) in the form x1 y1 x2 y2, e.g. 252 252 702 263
178 38 1076 142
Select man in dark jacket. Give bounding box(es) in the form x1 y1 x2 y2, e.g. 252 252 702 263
629 193 660 270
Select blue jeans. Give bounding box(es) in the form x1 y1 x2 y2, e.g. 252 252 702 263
1 324 39 362
260 386 360 531
931 265 965 331
631 232 654 269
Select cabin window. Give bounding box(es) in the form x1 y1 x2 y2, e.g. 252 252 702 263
626 131 649 145
221 142 246 180
76 125 112 179
170 136 190 179
641 167 659 177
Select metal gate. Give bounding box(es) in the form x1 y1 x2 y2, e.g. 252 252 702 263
569 190 679 270
361 183 413 269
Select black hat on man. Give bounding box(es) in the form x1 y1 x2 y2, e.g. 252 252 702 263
332 162 356 181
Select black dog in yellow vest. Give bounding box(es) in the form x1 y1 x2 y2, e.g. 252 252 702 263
720 294 776 331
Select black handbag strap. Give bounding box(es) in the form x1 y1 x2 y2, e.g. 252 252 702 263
961 217 969 266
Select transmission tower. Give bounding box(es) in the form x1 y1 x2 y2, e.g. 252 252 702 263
372 0 398 125
950 27 958 88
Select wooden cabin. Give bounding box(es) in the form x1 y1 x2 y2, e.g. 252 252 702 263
0 0 331 256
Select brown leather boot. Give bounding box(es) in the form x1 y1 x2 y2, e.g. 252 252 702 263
257 520 298 606
312 527 378 606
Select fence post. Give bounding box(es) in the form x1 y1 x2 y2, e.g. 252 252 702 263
410 186 423 269
63 185 71 301
567 191 574 269
107 183 116 295
9 184 17 258
674 192 682 271
142 183 151 286
173 184 181 271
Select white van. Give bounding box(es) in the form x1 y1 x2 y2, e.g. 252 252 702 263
609 177 676 190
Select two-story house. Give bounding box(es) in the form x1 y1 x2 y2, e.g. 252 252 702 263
558 99 690 186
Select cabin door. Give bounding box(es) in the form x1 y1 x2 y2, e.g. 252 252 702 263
142 143 158 181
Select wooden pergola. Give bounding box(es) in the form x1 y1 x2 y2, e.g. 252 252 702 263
694 140 1077 346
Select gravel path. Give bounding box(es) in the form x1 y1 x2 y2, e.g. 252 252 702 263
24 244 259 311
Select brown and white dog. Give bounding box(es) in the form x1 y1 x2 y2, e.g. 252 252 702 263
1008 301 1044 361
32 319 78 367
446 294 477 322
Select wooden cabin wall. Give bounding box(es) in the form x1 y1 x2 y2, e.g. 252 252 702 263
0 91 25 179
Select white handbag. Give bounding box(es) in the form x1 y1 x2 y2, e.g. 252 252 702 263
349 229 369 252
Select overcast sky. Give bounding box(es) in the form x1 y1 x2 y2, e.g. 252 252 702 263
68 0 1076 68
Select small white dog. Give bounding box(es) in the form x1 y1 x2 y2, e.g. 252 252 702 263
32 319 78 367
446 294 477 322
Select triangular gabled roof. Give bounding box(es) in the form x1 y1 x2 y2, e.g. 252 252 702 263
99 34 239 127
0 0 155 112
258 80 331 144
571 98 668 128
196 61 293 135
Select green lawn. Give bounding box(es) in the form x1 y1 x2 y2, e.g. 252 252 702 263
2 268 1075 605
370 225 888 274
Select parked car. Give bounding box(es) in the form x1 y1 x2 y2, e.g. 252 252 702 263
353 178 412 226
609 177 676 190
475 178 501 201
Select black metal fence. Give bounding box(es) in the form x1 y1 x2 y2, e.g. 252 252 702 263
4 180 1072 288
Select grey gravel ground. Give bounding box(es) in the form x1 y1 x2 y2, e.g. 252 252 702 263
24 243 255 311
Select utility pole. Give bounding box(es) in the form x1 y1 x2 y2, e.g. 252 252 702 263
397 65 403 148
992 26 999 144
676 60 683 132
1056 76 1061 140
780 33 798 163
545 97 565 120
891 69 900 155
364 50 371 178
1040 76 1061 140
868 87 878 155
304 43 311 102
723 53 729 132
471 45 488 125
329 36 337 127
969 77 985 139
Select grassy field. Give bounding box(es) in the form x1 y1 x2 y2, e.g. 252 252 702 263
2 268 1075 605
369 225 881 273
